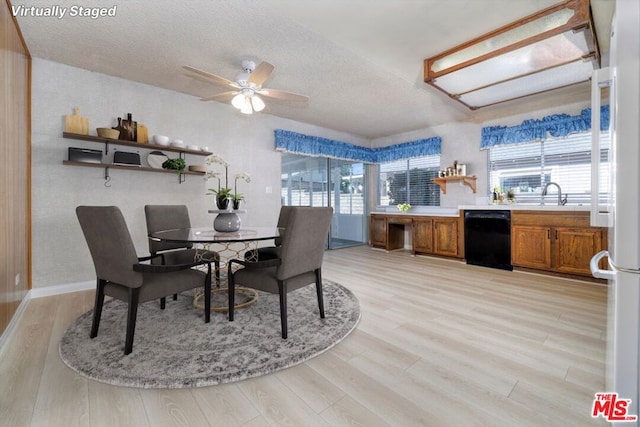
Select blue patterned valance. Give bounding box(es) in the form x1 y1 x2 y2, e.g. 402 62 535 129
275 129 376 162
480 105 610 149
372 137 442 162
274 129 441 163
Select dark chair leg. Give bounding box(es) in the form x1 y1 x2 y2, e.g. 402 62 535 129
160 297 166 310
124 287 140 355
173 294 178 301
315 268 325 318
204 263 211 323
228 264 235 321
90 279 107 338
278 280 288 339
215 260 221 287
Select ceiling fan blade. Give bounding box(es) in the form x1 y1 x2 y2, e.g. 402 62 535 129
183 65 238 87
199 91 239 102
259 88 309 103
248 62 275 86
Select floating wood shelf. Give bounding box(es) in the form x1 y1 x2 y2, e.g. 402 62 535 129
62 132 209 184
433 176 477 194
62 160 205 176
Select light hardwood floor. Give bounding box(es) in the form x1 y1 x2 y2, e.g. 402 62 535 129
0 246 608 426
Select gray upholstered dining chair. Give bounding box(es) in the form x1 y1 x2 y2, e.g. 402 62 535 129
145 205 220 308
77 206 212 355
227 206 333 338
244 205 294 262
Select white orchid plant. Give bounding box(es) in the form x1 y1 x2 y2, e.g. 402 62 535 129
204 154 250 203
232 172 251 201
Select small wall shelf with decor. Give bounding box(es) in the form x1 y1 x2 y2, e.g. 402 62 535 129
61 132 211 184
433 176 477 194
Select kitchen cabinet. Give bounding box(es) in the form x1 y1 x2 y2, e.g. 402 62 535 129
554 227 604 275
369 215 387 248
433 217 460 257
415 215 463 258
511 211 606 277
372 210 605 277
412 217 433 254
369 214 409 251
369 213 462 258
511 225 552 270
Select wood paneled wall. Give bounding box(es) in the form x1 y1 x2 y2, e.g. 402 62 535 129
1 0 31 336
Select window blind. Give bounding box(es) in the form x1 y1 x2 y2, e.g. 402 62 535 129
488 131 610 205
379 155 441 206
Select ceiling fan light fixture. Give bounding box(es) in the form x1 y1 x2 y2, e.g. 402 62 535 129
251 94 265 112
185 60 309 113
231 93 246 110
240 95 254 114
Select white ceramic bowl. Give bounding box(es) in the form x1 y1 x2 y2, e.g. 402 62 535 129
153 135 170 145
172 139 184 145
186 144 199 151
170 142 185 148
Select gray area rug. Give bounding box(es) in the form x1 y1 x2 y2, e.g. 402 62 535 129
59 280 360 388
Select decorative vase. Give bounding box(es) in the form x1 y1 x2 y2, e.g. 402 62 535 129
232 199 241 210
216 195 229 210
213 212 241 232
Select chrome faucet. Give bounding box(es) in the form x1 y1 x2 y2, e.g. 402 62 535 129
542 182 567 206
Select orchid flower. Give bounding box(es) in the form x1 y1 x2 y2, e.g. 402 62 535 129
234 172 251 197
205 154 229 189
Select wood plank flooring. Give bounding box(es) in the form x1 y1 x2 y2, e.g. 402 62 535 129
0 246 608 426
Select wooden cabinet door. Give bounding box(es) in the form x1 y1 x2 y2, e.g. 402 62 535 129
433 218 458 257
554 227 603 276
412 218 433 254
369 216 387 248
511 225 552 270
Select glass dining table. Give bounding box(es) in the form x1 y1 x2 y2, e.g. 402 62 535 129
149 227 281 311
150 226 280 245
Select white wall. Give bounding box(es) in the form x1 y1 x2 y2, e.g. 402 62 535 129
31 59 367 289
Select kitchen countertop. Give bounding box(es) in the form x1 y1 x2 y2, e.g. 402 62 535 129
458 204 591 212
370 209 460 217
371 204 591 217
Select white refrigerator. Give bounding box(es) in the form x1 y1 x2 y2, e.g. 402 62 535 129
590 0 640 424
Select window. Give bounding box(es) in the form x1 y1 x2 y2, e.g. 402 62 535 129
378 155 441 206
488 130 610 205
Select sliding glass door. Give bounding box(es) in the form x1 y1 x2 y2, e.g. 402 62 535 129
281 155 327 207
328 159 365 248
281 153 365 249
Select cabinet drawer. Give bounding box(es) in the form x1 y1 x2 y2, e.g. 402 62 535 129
511 211 591 227
386 216 412 225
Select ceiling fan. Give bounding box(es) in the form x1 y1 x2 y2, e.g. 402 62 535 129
183 60 309 114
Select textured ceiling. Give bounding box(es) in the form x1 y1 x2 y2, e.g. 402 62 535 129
15 0 614 139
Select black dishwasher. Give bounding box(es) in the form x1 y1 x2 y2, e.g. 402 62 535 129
464 210 512 271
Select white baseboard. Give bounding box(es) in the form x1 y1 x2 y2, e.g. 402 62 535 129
0 280 94 358
0 295 30 359
29 280 95 299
